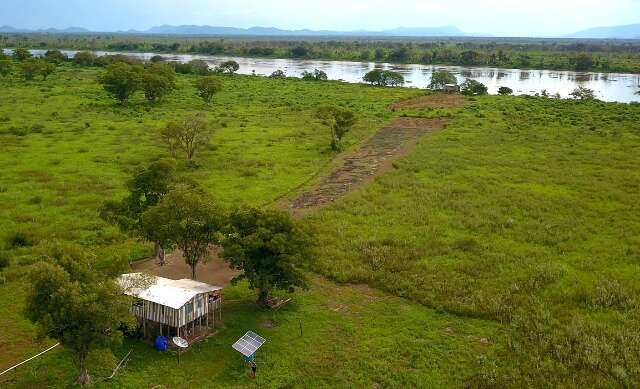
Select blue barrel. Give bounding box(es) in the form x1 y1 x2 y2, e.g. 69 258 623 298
155 336 169 351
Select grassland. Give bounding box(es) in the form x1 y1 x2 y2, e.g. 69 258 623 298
1 60 640 387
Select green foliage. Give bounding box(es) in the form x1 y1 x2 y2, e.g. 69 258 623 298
269 69 286 78
570 86 596 101
0 59 12 77
13 48 32 61
301 69 327 81
460 79 488 96
498 86 513 95
141 68 175 103
98 62 142 104
363 69 405 86
188 59 211 75
24 242 133 385
20 59 42 80
316 105 357 151
141 185 224 279
194 75 222 105
100 159 176 235
44 49 68 64
573 53 595 71
215 60 240 74
73 51 97 66
429 70 458 90
221 207 312 305
162 114 213 165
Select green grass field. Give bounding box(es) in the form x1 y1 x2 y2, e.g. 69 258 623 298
1 61 639 387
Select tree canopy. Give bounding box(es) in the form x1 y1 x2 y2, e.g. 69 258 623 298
429 70 458 90
215 60 240 74
317 105 357 151
301 69 328 81
221 207 312 306
362 69 405 87
570 86 597 101
460 79 488 96
162 114 213 165
98 62 142 104
25 242 133 386
141 185 224 280
194 76 223 105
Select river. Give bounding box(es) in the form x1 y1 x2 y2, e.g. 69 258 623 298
6 49 640 103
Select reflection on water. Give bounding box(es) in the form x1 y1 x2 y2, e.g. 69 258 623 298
6 48 640 103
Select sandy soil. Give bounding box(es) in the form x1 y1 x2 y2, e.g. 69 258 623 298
130 248 240 287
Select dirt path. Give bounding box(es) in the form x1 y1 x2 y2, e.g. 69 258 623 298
390 95 467 109
288 117 446 213
130 248 240 287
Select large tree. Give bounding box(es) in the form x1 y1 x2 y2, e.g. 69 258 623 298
141 185 223 280
98 62 142 104
100 159 176 263
163 115 213 165
317 105 357 151
13 48 32 61
194 76 223 105
221 207 312 307
215 60 240 74
25 243 133 386
428 70 458 90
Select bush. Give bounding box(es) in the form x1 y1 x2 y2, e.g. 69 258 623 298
74 51 97 66
498 86 513 95
13 48 32 61
0 252 10 270
269 69 286 78
460 79 488 96
429 70 457 90
301 69 327 81
6 231 37 248
570 86 596 101
215 60 239 74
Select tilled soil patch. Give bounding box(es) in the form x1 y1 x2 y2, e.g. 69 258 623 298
289 117 445 212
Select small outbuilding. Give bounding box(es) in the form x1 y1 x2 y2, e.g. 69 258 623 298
444 84 460 93
118 273 223 339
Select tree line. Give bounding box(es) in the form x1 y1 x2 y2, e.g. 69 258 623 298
3 34 640 73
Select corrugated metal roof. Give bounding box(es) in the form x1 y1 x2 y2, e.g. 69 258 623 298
118 273 223 309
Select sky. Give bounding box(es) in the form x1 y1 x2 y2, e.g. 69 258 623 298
0 0 639 37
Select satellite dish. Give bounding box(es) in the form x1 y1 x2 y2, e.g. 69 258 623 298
173 336 188 349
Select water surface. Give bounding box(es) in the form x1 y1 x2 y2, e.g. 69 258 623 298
7 49 640 103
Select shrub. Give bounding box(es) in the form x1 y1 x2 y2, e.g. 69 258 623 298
498 86 513 95
301 69 327 81
460 79 488 96
215 60 240 74
429 70 457 90
570 86 596 101
13 48 32 61
6 231 37 248
74 51 97 66
269 69 286 78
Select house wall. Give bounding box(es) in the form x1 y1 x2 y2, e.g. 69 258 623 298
132 291 221 327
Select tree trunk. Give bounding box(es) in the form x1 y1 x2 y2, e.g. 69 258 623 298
256 288 269 307
191 264 197 280
154 242 165 266
187 150 194 166
76 354 91 386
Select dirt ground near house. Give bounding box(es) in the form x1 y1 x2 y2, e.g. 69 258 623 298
131 248 240 286
390 95 467 109
287 117 446 213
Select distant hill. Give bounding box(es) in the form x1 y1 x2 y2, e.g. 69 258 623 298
566 24 640 39
144 24 472 37
0 25 90 33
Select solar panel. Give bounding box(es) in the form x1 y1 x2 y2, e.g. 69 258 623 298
232 331 266 357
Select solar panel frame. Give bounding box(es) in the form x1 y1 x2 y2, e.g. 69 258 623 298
232 331 266 357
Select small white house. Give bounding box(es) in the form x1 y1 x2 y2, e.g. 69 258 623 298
444 83 460 93
118 273 223 338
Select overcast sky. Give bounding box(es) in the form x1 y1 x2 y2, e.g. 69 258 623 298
1 0 639 36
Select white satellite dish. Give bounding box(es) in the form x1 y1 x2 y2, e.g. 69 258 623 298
173 336 188 349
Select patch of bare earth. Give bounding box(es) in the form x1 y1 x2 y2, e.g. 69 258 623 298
130 248 240 286
288 117 445 213
390 95 467 109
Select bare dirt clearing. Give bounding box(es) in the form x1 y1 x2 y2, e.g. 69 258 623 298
390 95 467 109
130 248 240 286
289 117 445 212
